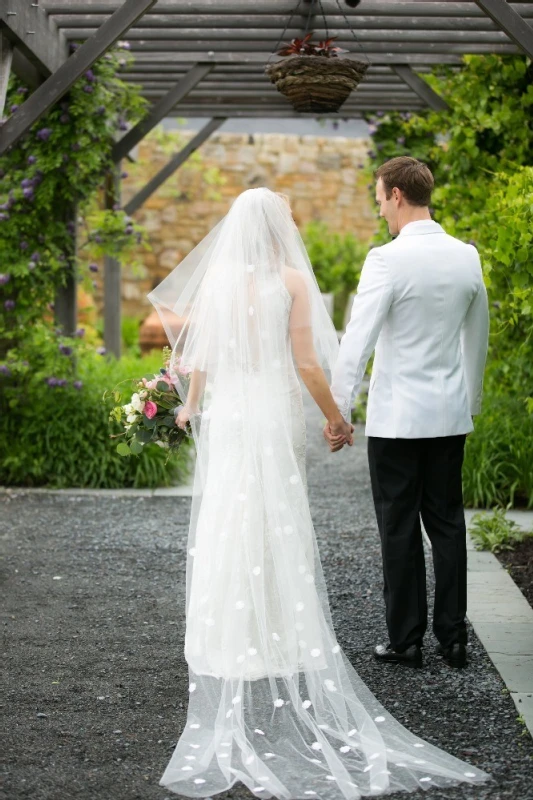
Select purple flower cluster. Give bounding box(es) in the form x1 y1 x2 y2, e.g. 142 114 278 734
4 299 15 311
0 365 11 377
45 377 68 388
75 327 85 338
59 344 73 356
89 263 98 273
36 128 52 142
96 346 107 356
0 274 10 285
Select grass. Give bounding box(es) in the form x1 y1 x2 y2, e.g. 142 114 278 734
463 395 533 509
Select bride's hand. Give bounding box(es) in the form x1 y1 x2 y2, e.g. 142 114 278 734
176 407 191 430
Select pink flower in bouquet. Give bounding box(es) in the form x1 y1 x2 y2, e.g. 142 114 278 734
142 377 158 390
144 400 158 419
178 363 193 376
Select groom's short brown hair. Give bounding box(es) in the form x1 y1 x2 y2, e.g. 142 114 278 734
375 157 434 207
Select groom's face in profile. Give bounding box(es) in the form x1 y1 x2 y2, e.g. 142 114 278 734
376 177 400 236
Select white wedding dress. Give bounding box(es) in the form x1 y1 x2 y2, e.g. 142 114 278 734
148 188 491 799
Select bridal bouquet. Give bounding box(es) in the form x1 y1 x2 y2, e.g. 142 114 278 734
108 346 192 458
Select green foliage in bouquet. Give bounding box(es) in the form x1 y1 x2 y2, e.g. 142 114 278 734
0 341 191 489
107 346 192 459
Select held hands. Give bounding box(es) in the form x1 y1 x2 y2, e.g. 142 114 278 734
323 417 354 453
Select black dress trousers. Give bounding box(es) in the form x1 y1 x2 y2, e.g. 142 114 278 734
367 434 468 652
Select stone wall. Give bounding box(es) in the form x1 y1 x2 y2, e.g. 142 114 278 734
113 130 376 318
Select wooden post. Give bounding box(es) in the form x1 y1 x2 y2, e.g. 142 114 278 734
54 205 78 337
0 34 12 117
104 168 122 358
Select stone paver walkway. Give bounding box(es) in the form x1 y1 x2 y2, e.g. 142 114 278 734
2 397 532 799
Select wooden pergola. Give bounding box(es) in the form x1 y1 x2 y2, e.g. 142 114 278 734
1 0 533 354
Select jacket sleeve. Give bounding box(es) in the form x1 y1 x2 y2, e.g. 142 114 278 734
330 248 393 420
460 257 489 416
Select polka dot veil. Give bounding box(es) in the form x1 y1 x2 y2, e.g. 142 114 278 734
148 188 491 798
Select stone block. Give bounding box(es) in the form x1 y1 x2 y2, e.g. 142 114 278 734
317 154 341 170
159 249 183 269
511 693 533 737
487 653 533 693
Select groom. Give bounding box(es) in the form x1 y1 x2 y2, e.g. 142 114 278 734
325 156 489 669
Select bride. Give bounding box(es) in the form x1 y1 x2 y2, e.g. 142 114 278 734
148 188 490 799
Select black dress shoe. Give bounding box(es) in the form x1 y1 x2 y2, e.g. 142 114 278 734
373 643 422 668
436 642 467 668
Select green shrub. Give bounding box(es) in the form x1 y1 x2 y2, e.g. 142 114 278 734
303 222 367 329
0 348 191 489
463 396 533 509
469 507 531 553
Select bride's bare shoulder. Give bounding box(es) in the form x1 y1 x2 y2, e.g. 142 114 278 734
283 267 308 297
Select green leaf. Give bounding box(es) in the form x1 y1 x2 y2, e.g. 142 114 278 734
117 442 131 457
156 381 168 392
130 440 143 455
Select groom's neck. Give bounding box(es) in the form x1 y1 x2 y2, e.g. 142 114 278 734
397 205 432 232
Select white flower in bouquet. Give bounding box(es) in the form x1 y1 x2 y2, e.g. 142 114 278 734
130 392 145 413
126 412 138 424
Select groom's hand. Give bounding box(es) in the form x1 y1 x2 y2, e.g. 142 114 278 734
323 419 354 452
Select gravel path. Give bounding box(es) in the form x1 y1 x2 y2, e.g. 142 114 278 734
2 398 532 800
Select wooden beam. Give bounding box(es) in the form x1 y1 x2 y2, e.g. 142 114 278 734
126 52 464 65
11 47 43 89
0 35 12 117
162 106 426 116
475 0 533 58
0 0 157 155
392 65 449 111
104 168 122 358
45 12 533 30
0 0 68 77
124 117 225 215
59 27 517 44
38 2 533 18
112 62 213 162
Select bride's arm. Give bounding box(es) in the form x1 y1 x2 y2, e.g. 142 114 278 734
185 369 207 412
176 369 206 429
287 271 352 443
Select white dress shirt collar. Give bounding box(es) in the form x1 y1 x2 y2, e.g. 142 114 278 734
397 219 445 237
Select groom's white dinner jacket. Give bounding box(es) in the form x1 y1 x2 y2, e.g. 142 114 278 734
330 219 489 439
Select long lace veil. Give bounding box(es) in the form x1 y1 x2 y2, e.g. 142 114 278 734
148 188 490 799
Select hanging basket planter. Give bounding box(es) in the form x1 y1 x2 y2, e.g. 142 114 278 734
266 54 368 114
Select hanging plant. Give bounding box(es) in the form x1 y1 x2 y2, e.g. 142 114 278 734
265 31 368 114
